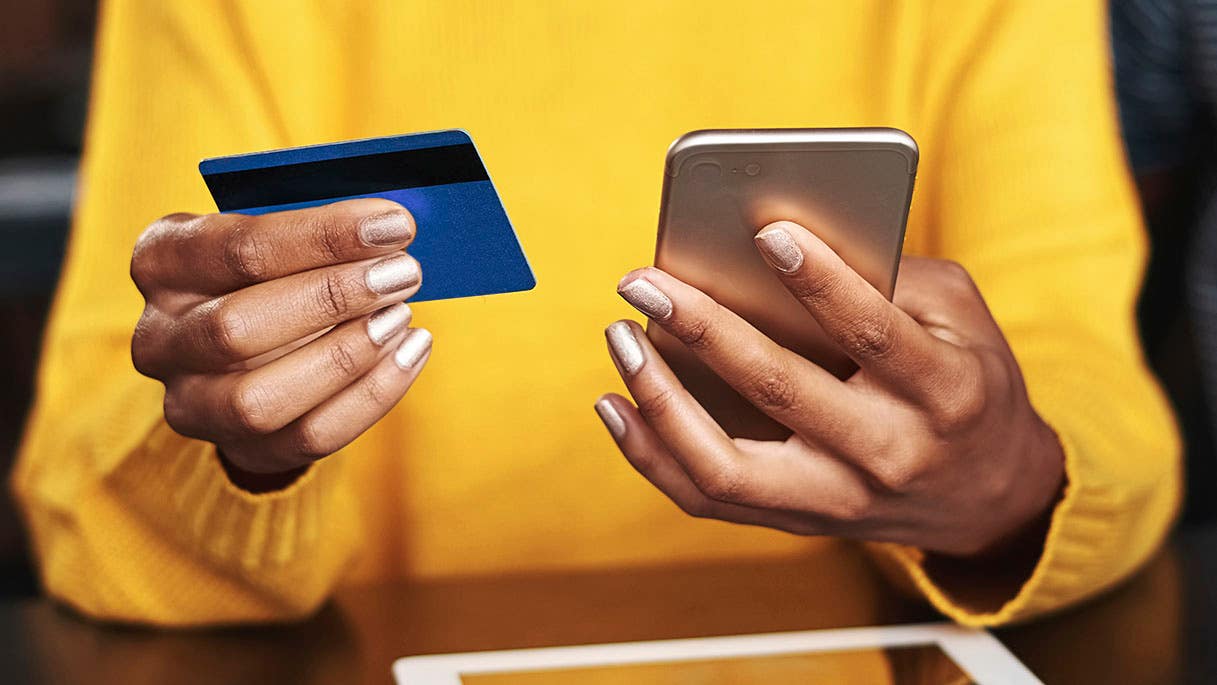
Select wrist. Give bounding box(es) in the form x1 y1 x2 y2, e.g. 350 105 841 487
216 447 309 493
960 418 1066 562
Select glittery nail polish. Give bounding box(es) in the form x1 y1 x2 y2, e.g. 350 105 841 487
754 226 804 273
359 212 414 247
619 278 673 320
394 328 433 369
606 321 645 376
366 254 420 294
366 303 412 345
595 397 627 440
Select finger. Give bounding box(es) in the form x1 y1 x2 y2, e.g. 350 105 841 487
753 220 962 392
134 308 337 381
135 198 416 295
223 327 433 472
596 393 876 531
594 394 822 534
616 267 872 450
605 319 863 511
171 251 421 371
891 257 1001 347
164 303 413 440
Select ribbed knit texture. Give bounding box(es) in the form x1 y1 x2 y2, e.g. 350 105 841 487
12 0 1180 626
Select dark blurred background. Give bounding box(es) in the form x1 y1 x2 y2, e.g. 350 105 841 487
0 0 1212 600
0 0 96 596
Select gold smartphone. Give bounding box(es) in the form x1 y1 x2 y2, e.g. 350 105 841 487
650 128 918 440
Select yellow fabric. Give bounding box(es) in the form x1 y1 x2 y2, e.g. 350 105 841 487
12 0 1180 627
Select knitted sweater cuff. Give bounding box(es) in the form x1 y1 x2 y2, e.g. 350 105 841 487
106 420 341 575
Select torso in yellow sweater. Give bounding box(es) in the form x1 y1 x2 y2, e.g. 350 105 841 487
340 1 939 581
13 0 1179 626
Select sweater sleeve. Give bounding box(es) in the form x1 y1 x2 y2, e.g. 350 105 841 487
10 0 361 625
870 0 1182 625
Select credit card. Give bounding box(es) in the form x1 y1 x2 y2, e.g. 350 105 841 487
199 129 535 302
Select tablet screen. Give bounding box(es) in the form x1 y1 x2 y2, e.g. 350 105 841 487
460 643 974 684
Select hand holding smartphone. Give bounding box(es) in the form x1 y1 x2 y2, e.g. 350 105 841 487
650 128 918 439
600 127 1064 559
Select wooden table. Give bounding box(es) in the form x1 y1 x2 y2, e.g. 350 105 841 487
2 527 1213 684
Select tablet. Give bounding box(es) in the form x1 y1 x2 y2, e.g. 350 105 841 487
393 622 1040 684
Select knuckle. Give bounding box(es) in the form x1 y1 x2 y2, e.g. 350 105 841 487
359 370 394 407
313 216 350 263
636 386 680 424
228 380 280 436
129 241 157 293
740 365 799 414
871 461 918 494
293 419 336 462
199 302 250 362
673 317 714 351
938 259 973 285
936 260 980 300
162 390 192 436
155 211 199 229
934 388 988 431
930 357 989 430
131 214 190 291
222 220 272 283
840 314 897 360
314 270 355 320
131 311 162 377
327 337 364 380
695 463 748 503
828 489 875 523
868 445 936 494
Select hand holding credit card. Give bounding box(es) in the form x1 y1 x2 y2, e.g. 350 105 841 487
124 130 536 482
200 129 536 301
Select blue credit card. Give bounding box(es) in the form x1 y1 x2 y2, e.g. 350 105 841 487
199 129 535 302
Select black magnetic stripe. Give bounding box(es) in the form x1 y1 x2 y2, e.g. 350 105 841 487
203 143 489 210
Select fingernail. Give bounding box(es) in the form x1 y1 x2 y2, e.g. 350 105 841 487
367 303 412 345
755 225 804 273
367 254 420 294
606 321 645 376
618 278 673 320
594 397 627 440
360 211 413 247
394 328 433 369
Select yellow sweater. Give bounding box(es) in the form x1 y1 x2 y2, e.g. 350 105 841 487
13 0 1180 627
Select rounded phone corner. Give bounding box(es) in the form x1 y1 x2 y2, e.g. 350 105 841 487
873 127 919 174
664 130 720 178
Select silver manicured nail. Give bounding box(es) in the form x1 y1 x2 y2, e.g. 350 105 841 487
594 398 627 440
754 226 804 273
394 328 433 369
606 321 644 376
359 212 414 247
619 278 673 320
366 254 420 294
367 303 412 345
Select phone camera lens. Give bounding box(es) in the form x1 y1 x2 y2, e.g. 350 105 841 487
744 163 761 176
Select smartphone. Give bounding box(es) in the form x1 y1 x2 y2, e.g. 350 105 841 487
650 128 918 440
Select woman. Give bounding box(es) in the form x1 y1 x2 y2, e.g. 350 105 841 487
13 0 1179 626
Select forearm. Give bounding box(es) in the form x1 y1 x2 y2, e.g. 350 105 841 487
13 350 360 626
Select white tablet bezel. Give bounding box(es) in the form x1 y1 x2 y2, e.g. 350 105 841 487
393 622 1041 684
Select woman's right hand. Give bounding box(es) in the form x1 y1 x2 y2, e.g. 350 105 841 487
130 198 433 482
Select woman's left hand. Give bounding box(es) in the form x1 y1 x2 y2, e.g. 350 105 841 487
596 220 1065 558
